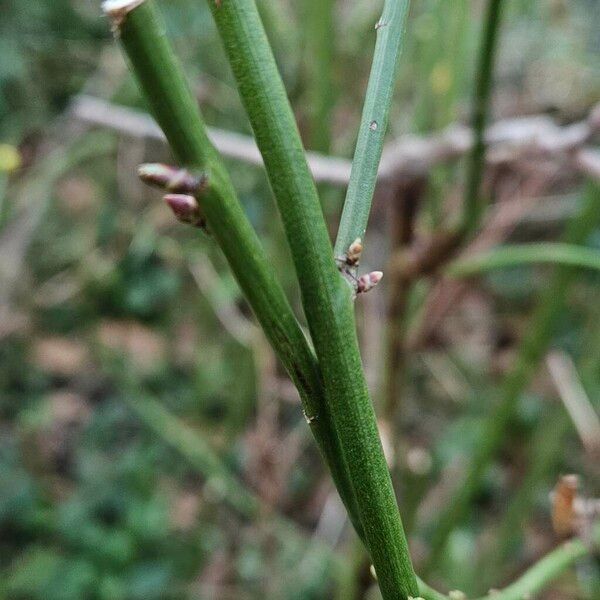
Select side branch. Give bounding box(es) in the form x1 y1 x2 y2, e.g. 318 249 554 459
334 0 411 256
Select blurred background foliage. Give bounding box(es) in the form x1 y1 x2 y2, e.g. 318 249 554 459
0 0 599 598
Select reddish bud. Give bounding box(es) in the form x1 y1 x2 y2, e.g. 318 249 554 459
138 163 206 195
164 194 206 229
356 270 383 294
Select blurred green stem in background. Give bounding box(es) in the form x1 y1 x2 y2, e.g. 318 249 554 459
0 173 8 229
334 0 411 257
125 391 336 557
125 394 259 518
104 0 364 542
0 132 115 302
203 0 418 596
418 524 600 600
462 0 505 235
305 0 335 153
448 242 600 277
423 181 600 572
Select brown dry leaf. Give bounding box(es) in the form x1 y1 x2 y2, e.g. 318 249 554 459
32 337 90 377
550 474 600 539
551 475 579 537
97 319 166 373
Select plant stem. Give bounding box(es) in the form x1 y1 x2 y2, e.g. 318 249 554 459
104 0 363 539
423 181 600 572
447 242 600 277
204 1 418 596
462 0 505 235
334 0 411 257
305 0 336 153
418 530 599 600
479 536 594 600
128 392 600 600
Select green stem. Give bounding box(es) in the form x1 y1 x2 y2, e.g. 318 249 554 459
305 0 336 153
462 0 505 235
478 536 592 600
334 0 411 257
424 181 600 572
104 0 363 540
418 532 598 600
447 242 600 277
205 1 418 597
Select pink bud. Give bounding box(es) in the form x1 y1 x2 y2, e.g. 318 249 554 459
138 163 205 195
164 194 206 228
356 271 383 294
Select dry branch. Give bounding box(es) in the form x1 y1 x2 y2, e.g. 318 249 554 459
72 94 600 186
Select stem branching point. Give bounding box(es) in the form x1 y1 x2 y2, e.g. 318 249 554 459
102 0 146 34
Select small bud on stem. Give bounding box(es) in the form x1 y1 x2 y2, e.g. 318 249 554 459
164 194 206 229
335 237 363 270
346 237 363 266
356 271 383 294
138 163 207 195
